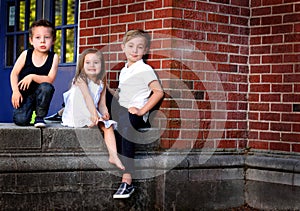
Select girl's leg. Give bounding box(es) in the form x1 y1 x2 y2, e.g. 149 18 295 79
99 124 125 170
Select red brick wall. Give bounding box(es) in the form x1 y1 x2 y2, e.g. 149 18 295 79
79 0 300 153
249 0 300 152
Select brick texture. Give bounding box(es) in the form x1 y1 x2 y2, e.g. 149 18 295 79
78 0 300 153
249 0 300 152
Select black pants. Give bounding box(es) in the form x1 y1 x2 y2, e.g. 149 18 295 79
108 92 149 174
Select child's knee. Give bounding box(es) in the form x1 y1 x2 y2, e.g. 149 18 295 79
13 114 31 126
38 83 55 94
101 126 112 133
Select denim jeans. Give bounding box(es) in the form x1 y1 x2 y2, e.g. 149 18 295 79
13 82 55 126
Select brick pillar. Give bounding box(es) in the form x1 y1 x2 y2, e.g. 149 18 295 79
78 0 250 152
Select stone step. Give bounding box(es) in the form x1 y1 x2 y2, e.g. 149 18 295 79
0 123 160 152
0 123 162 173
1 123 300 210
0 123 164 210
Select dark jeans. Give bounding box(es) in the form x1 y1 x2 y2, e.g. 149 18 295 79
13 82 55 126
110 95 150 174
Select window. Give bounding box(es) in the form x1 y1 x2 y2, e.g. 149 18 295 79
5 0 78 67
53 0 78 64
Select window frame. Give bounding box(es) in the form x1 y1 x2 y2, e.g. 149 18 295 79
3 0 78 68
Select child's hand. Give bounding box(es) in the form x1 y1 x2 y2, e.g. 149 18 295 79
18 75 33 90
99 105 109 120
88 114 99 127
101 111 110 120
128 107 143 116
11 90 23 109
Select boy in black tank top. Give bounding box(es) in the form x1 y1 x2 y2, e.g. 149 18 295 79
10 19 59 127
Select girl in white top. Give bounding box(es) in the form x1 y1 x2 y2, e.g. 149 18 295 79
62 48 124 170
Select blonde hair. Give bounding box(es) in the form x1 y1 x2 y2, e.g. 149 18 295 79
74 48 106 87
123 29 151 49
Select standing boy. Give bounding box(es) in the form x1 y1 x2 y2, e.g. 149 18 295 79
112 30 164 199
10 19 59 127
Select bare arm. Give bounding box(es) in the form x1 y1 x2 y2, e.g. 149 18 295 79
128 80 164 116
10 51 27 108
98 86 109 120
18 54 59 90
107 85 119 100
75 78 99 127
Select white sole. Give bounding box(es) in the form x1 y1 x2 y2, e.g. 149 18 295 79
113 189 134 199
34 123 46 128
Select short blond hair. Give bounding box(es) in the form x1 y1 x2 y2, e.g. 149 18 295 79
123 29 151 49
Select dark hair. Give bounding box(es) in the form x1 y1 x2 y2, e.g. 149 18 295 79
29 19 56 40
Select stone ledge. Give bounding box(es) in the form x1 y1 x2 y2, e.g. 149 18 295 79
0 123 160 152
245 153 300 187
246 153 300 173
1 124 300 210
0 123 41 149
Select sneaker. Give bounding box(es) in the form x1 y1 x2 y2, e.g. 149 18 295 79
113 182 135 199
34 117 46 128
44 112 62 123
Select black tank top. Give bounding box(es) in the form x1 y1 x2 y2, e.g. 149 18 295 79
19 49 55 96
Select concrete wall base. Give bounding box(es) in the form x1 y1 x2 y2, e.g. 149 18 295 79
0 123 300 210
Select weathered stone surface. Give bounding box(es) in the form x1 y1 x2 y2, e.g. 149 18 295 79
1 124 300 210
42 123 105 151
246 154 300 173
246 181 300 210
0 171 158 210
0 123 41 149
164 169 245 210
247 169 299 186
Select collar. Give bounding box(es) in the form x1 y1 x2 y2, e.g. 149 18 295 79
124 59 144 69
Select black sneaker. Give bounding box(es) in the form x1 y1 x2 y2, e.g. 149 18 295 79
113 182 135 199
44 112 62 123
34 117 46 128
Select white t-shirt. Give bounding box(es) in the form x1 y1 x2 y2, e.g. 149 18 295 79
118 59 158 120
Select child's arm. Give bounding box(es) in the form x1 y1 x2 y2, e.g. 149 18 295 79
128 80 164 116
10 51 27 109
18 54 59 90
107 85 119 100
75 78 99 127
98 87 109 120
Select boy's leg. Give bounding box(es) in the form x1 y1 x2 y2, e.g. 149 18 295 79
115 110 135 174
113 111 146 199
13 95 35 126
35 82 55 118
114 104 149 170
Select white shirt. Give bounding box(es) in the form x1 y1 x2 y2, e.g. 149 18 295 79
118 59 158 121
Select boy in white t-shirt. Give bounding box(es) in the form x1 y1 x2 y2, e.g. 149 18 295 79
112 30 164 199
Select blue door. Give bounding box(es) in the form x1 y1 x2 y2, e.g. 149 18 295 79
0 0 78 122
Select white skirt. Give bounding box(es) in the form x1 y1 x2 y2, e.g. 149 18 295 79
61 85 117 129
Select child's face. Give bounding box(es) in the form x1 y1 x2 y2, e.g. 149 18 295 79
83 53 102 79
29 26 54 53
122 37 148 66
